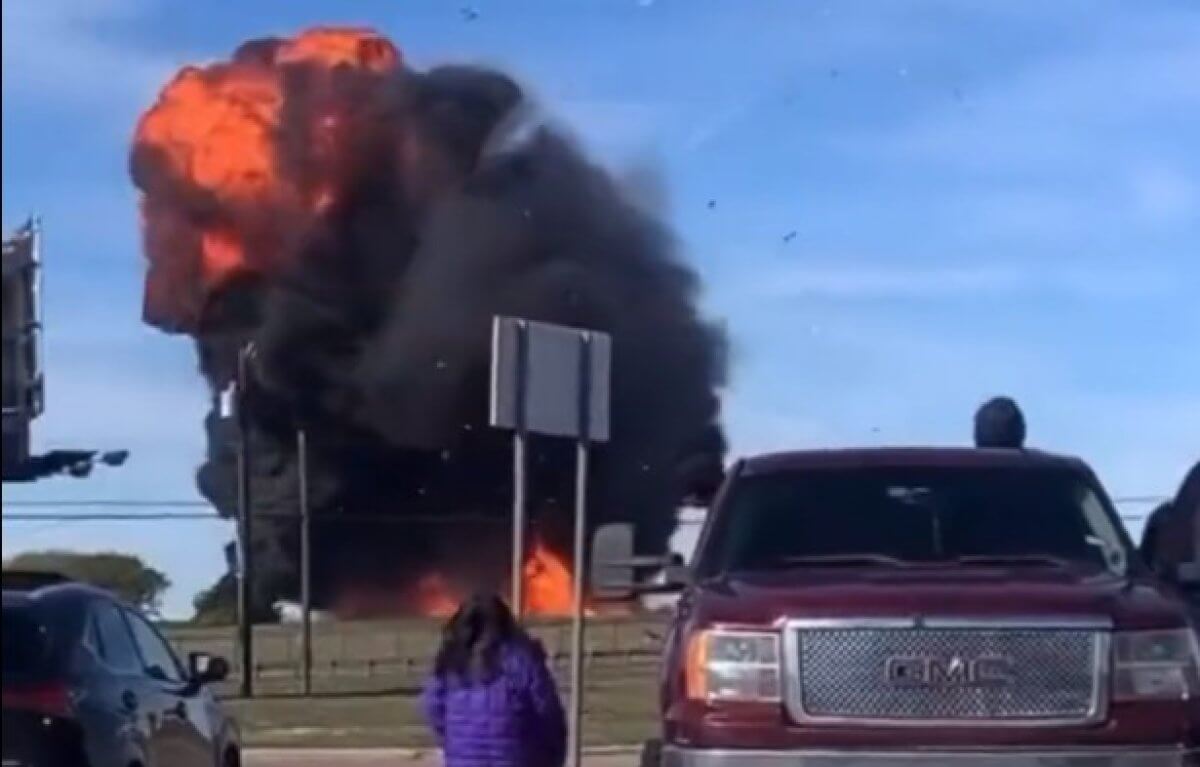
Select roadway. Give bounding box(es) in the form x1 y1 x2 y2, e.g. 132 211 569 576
246 748 639 767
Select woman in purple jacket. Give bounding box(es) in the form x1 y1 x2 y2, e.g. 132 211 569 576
422 592 567 767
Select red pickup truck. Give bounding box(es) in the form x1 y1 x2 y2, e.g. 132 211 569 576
596 447 1200 766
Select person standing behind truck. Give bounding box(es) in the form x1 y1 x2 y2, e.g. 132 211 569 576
422 591 567 767
973 396 1027 449
1141 461 1200 580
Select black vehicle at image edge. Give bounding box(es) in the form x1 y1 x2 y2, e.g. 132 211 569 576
2 572 241 767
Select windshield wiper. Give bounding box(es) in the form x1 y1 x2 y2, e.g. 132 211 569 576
774 554 913 568
953 554 1073 568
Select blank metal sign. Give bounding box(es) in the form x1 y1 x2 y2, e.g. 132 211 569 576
490 317 611 442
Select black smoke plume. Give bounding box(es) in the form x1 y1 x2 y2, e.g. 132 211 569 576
136 46 726 613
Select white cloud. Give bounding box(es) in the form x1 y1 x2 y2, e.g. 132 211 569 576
547 98 673 155
11 346 207 480
1130 164 1199 225
723 314 1200 510
0 342 217 620
937 190 1108 242
743 262 1180 302
1 0 176 112
682 99 753 152
834 14 1200 176
724 399 837 456
1 517 232 620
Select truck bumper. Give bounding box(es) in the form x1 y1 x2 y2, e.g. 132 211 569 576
662 745 1198 767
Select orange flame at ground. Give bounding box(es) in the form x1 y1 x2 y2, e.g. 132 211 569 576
400 536 587 619
523 538 575 616
412 573 459 618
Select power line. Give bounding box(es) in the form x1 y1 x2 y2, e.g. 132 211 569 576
2 500 211 508
1 513 221 521
2 511 1160 524
1 511 511 524
1 493 1171 525
2 494 1172 508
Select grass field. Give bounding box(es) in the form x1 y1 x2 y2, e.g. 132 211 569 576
166 616 666 747
226 660 660 748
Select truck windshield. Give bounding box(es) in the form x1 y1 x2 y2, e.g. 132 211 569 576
700 466 1130 577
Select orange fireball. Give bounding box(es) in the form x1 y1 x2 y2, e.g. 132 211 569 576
131 27 402 328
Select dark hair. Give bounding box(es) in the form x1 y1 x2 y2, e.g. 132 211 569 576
973 396 1026 449
1142 461 1200 570
433 592 521 683
1175 461 1200 518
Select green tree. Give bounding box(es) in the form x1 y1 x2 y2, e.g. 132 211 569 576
190 572 277 625
4 550 171 614
191 572 239 626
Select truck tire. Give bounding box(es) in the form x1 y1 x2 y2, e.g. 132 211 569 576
640 738 663 767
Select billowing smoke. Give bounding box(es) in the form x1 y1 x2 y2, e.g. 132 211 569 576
131 28 726 614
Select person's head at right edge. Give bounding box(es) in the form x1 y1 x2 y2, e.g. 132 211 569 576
1175 460 1200 551
973 396 1027 449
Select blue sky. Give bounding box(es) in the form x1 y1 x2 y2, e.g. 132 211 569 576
3 0 1198 618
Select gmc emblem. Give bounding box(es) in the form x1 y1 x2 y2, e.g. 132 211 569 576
885 655 1016 688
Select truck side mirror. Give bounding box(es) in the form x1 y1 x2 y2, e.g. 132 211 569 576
591 523 692 601
592 523 637 600
664 553 689 585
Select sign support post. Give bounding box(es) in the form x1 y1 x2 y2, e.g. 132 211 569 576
490 317 610 767
510 320 529 617
567 331 593 767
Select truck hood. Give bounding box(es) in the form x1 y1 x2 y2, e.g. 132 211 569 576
691 565 1187 631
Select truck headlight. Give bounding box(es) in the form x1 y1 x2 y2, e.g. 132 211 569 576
1113 629 1200 701
685 629 781 703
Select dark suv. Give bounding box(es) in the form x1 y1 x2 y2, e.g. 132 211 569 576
2 572 241 767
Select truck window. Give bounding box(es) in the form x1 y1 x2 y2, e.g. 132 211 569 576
2 602 61 682
699 466 1130 577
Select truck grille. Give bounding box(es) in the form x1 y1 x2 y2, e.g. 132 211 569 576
790 626 1105 724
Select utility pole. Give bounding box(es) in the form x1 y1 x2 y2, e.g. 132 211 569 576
297 428 313 696
235 343 256 698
